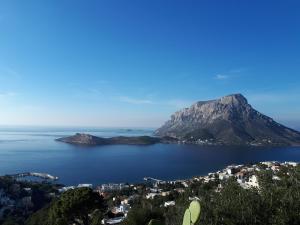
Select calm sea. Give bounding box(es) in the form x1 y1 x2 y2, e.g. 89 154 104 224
0 126 300 186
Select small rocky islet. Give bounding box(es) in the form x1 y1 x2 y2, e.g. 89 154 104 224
56 133 174 146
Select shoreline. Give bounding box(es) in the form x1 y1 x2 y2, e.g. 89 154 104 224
5 160 298 191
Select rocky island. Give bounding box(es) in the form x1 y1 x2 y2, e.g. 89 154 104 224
56 133 165 146
155 94 300 146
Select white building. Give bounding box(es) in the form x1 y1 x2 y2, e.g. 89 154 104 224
218 173 229 180
181 181 189 188
189 196 200 201
164 201 175 207
284 162 298 167
146 193 160 199
272 175 281 181
59 186 76 193
227 168 233 175
113 203 131 214
105 217 125 225
100 183 127 192
78 184 93 188
246 175 259 188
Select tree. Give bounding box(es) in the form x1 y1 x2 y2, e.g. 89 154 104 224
26 206 51 225
48 188 103 225
90 210 104 225
27 188 104 225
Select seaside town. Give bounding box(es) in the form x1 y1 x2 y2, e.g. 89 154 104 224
0 161 299 225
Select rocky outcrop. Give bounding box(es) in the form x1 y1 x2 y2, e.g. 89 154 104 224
155 94 300 146
56 133 108 145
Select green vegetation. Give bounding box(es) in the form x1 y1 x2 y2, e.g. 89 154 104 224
122 207 164 225
121 165 300 225
0 177 59 225
26 188 104 225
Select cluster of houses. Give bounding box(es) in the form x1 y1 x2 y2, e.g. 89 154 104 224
97 180 186 224
98 189 136 224
192 161 298 190
145 187 171 200
0 184 36 220
140 161 299 214
99 183 130 192
103 202 131 225
0 188 15 219
58 182 133 224
57 161 300 225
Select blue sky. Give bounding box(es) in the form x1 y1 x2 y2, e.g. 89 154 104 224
0 0 299 128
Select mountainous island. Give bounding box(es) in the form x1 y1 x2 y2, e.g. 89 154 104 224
155 94 300 146
56 133 164 146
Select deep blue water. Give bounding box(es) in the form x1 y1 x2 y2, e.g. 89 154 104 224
0 127 300 186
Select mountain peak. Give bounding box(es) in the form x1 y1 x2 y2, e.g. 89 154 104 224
219 93 248 105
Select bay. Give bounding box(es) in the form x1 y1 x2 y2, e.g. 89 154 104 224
0 126 300 186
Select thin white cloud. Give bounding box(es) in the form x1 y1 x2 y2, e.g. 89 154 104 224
214 67 246 80
229 68 247 73
215 74 229 80
119 96 154 105
0 91 18 98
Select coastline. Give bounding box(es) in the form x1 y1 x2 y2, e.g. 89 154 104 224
5 160 298 191
1 160 299 225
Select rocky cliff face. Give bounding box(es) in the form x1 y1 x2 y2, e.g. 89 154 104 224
155 94 300 146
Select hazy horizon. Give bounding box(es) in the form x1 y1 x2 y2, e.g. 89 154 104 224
0 1 299 128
